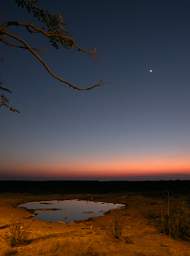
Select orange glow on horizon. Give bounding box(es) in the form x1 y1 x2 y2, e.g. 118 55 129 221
2 154 190 178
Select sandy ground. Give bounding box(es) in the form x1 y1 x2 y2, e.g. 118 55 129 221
0 193 190 256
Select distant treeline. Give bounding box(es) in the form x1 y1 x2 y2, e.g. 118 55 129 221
0 180 190 195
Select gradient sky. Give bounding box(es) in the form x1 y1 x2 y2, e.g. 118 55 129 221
1 0 190 180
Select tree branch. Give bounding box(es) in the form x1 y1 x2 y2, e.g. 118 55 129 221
0 84 12 93
0 27 102 91
0 37 40 52
4 21 97 57
0 95 20 113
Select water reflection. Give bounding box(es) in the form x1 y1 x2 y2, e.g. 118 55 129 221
19 199 124 223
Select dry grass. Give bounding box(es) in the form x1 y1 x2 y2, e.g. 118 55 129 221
1 248 17 256
1 193 190 256
6 222 29 247
75 247 105 256
32 240 106 256
146 197 190 241
160 199 190 240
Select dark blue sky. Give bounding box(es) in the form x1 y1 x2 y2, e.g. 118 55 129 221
1 0 190 179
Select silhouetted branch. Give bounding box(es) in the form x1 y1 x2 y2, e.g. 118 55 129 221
1 29 102 91
0 83 12 93
0 37 40 52
0 95 20 113
0 0 102 114
4 21 97 57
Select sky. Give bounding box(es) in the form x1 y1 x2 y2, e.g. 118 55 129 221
1 0 190 180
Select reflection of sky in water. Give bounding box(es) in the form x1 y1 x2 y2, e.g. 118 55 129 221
19 199 124 223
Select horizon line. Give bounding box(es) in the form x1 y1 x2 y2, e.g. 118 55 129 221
1 175 190 181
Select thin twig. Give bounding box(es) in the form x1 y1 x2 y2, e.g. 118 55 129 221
4 21 94 55
0 84 12 93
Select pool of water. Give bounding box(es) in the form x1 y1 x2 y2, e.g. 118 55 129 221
19 199 124 223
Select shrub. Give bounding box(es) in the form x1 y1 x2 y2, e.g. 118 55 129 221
159 199 190 240
112 217 122 239
146 197 190 240
7 222 29 247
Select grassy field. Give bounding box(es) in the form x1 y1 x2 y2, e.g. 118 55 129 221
0 190 190 256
